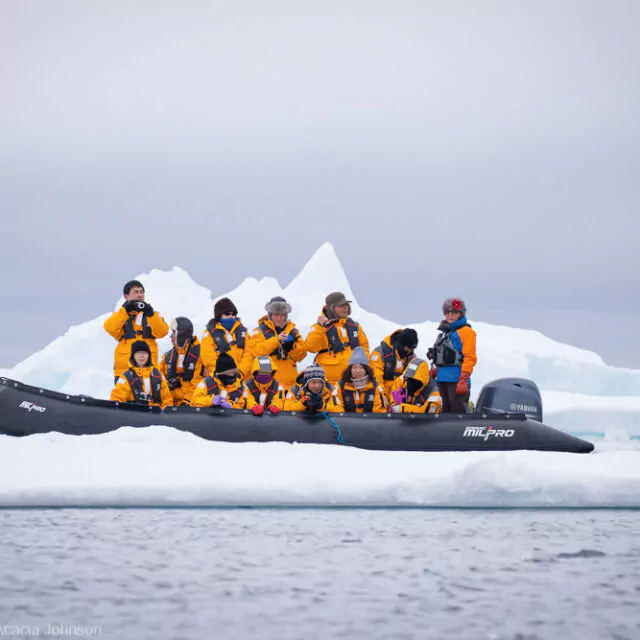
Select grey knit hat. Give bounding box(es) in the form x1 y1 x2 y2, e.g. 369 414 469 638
347 346 369 367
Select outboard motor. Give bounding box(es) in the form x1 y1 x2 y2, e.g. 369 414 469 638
475 378 543 422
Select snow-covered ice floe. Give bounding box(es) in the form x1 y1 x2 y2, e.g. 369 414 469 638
0 427 638 508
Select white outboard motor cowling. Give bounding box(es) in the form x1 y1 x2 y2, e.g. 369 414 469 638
475 377 543 422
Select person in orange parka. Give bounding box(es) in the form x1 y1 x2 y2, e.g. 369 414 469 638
304 291 369 385
284 364 342 413
190 353 245 409
110 340 173 409
428 297 477 414
200 297 252 380
158 317 204 406
104 280 169 382
243 356 287 416
389 357 442 414
370 328 419 403
336 347 387 413
249 296 307 390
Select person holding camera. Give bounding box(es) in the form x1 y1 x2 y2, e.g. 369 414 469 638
249 296 307 391
110 340 173 408
304 291 370 385
104 279 169 382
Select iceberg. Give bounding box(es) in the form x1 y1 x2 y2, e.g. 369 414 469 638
9 242 640 413
3 242 640 507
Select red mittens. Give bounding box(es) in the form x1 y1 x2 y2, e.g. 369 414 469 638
252 404 280 415
456 371 470 396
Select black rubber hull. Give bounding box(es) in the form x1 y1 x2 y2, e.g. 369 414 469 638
0 377 594 453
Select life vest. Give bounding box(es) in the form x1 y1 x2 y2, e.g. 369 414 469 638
318 318 360 355
246 378 281 407
122 314 154 340
164 339 201 382
208 322 247 353
407 379 437 407
376 339 410 381
258 322 300 359
122 367 163 404
433 327 467 367
339 381 375 413
288 384 302 400
202 376 244 403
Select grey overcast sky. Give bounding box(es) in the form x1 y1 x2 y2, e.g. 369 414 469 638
1 1 638 368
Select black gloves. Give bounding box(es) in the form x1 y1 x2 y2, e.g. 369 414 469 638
123 300 154 316
136 392 152 404
304 392 324 413
167 377 182 391
281 340 295 354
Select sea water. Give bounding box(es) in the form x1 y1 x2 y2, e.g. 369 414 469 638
0 508 638 640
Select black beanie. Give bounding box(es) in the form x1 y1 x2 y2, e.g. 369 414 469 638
213 297 238 323
130 340 151 365
215 353 238 375
397 328 418 350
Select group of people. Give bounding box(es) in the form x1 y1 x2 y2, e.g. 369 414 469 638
105 280 477 416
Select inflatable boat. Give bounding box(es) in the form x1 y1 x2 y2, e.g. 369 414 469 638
0 376 594 453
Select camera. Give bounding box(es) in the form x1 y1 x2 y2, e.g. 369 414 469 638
136 301 146 310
